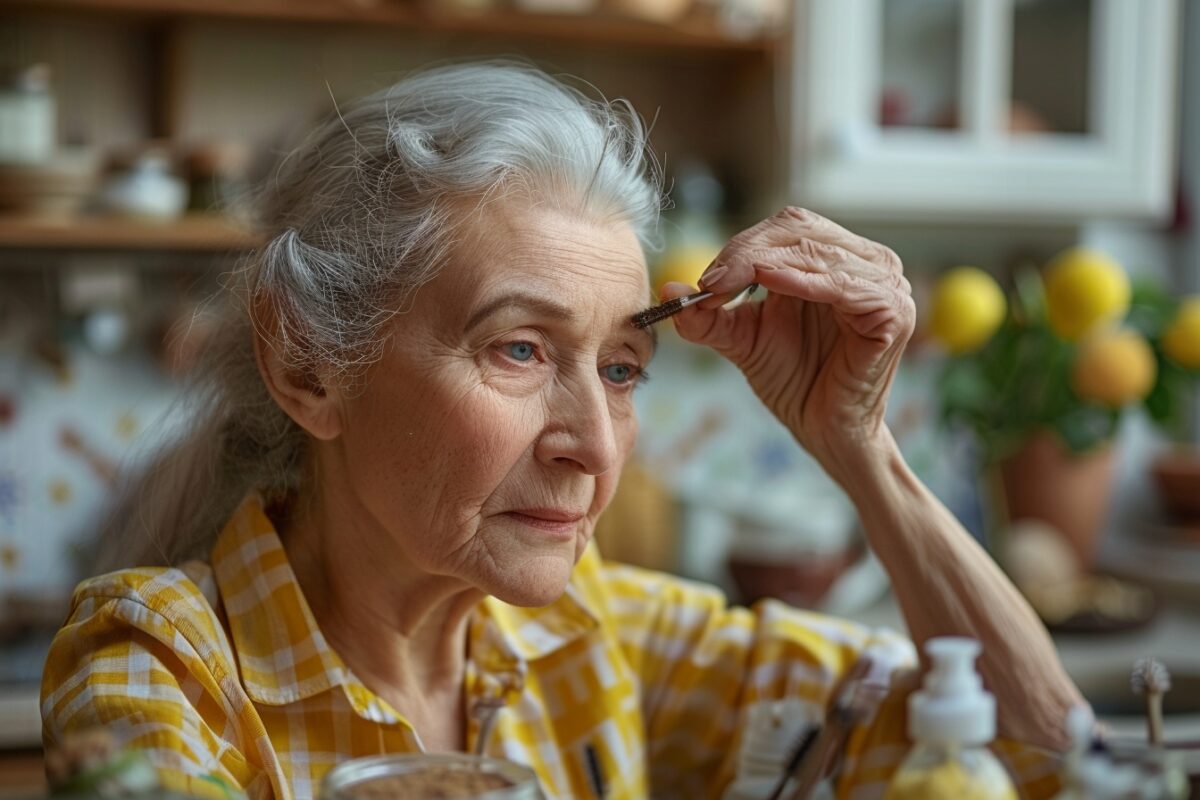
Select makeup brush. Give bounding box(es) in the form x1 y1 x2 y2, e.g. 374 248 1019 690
1131 657 1171 746
760 657 888 800
631 284 758 329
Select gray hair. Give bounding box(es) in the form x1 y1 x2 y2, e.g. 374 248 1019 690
98 60 664 572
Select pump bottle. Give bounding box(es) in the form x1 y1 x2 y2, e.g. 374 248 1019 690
884 637 1018 800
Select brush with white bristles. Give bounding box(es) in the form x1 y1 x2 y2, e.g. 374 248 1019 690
1130 657 1171 746
631 284 758 329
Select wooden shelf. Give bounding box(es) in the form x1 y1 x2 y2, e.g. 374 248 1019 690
3 0 776 55
0 215 262 251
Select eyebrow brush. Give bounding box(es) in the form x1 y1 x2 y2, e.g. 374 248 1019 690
631 283 758 329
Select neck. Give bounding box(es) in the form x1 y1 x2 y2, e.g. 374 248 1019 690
278 484 485 725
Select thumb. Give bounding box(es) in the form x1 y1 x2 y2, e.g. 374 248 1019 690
662 282 758 357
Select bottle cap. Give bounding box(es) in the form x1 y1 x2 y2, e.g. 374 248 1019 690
908 637 996 746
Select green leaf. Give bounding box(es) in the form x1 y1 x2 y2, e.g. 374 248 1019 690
1012 266 1046 325
1127 278 1176 337
1144 355 1195 439
1052 405 1121 453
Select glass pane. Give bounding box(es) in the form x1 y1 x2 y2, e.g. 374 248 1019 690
880 0 964 129
1011 0 1092 135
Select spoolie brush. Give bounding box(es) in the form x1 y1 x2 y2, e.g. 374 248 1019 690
631 284 758 329
1131 657 1171 746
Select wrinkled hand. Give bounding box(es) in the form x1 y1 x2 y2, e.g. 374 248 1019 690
665 207 915 473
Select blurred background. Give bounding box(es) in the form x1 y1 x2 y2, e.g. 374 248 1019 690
0 0 1198 794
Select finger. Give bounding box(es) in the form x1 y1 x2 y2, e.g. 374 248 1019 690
702 237 864 299
779 207 900 271
670 290 761 356
658 281 698 301
751 264 910 345
699 207 901 293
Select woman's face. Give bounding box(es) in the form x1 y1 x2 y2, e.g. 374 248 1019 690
329 199 654 606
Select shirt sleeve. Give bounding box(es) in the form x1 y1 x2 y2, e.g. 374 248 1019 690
596 559 1061 799
41 589 261 799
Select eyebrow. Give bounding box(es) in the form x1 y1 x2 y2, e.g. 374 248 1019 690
464 290 657 355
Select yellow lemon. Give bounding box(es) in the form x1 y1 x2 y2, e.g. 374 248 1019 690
1162 295 1200 369
1043 247 1130 340
654 245 719 292
1071 327 1157 407
928 266 1007 354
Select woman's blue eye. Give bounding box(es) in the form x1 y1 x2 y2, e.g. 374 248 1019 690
506 342 536 362
604 364 636 384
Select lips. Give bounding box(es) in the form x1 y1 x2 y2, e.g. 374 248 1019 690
501 507 586 538
506 508 585 523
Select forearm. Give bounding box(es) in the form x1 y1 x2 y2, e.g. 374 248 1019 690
822 430 1083 751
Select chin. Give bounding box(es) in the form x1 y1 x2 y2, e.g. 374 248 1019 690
488 553 575 607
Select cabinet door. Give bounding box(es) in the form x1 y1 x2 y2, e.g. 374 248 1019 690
787 0 1181 223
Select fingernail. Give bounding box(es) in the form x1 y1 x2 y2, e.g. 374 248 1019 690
699 264 728 288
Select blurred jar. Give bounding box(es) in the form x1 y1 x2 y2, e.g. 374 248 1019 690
1054 740 1190 799
0 64 55 163
97 145 187 219
321 754 544 800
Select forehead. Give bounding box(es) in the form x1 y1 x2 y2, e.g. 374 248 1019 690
441 199 650 302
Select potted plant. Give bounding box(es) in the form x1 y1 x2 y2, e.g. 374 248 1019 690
928 248 1200 569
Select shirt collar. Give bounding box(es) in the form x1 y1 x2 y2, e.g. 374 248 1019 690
211 494 599 711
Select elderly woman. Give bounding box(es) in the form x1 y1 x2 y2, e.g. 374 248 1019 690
42 62 1082 799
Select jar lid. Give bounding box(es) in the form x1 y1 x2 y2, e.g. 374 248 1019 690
320 753 543 800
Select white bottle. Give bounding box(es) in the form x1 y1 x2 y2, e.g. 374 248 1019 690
885 637 1017 800
0 65 55 163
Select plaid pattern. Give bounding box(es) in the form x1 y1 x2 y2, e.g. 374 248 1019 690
42 495 1060 799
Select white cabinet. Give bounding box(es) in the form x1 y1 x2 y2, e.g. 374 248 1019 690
786 0 1181 223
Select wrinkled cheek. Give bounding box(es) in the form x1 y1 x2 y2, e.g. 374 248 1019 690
429 390 541 499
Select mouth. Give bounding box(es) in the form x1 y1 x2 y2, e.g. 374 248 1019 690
502 508 585 538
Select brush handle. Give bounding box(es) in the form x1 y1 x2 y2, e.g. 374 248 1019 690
673 290 714 309
782 719 849 800
1148 692 1164 746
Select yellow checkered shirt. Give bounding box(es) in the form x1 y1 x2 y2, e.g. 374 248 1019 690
42 495 1060 799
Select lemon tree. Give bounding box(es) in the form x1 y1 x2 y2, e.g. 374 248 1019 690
938 249 1200 459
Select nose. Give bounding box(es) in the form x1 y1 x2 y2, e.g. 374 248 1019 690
534 376 622 476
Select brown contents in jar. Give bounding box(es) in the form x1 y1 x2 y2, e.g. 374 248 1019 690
345 767 513 798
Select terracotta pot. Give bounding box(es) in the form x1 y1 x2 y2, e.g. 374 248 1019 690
996 431 1117 569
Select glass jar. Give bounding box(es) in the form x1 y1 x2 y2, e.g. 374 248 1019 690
320 754 544 800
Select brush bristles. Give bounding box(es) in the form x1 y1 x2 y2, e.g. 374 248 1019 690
631 298 687 329
1131 658 1171 695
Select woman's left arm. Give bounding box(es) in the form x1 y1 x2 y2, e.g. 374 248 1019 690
667 206 1084 752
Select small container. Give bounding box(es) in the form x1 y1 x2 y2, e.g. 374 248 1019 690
321 753 544 800
885 638 1018 800
1053 708 1190 800
97 147 187 219
0 64 55 163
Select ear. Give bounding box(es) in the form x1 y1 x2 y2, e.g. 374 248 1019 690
252 311 343 442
